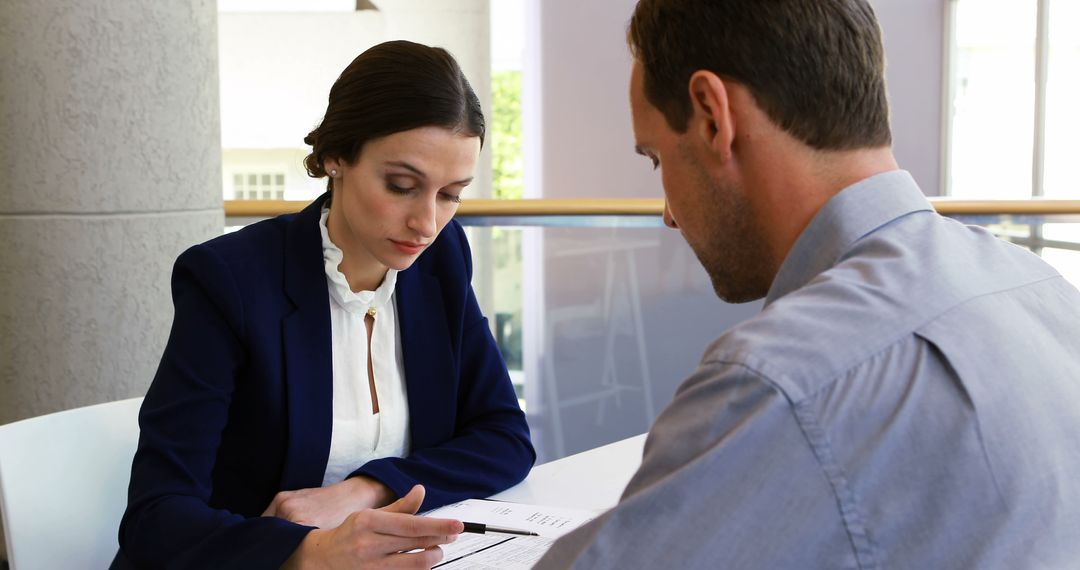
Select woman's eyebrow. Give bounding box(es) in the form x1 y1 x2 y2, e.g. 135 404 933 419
385 160 427 179
386 160 473 186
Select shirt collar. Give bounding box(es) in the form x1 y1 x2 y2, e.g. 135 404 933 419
764 170 933 306
319 207 398 314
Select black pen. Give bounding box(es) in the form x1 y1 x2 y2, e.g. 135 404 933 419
461 522 539 536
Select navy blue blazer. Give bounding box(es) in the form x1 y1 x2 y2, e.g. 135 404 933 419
113 195 535 569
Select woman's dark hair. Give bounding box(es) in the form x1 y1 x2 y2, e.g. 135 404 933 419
628 0 891 150
304 40 485 191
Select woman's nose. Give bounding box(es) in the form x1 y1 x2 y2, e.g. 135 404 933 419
407 197 437 238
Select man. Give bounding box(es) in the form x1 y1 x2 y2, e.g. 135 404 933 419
536 0 1080 568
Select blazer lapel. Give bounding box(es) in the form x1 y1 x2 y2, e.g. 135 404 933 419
396 266 455 449
279 194 334 490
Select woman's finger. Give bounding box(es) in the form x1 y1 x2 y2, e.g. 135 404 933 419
382 546 445 569
362 509 464 537
371 532 459 555
381 484 426 515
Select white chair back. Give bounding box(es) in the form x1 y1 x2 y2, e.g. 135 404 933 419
0 397 142 569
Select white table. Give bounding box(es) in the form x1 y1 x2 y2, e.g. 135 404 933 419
488 434 646 511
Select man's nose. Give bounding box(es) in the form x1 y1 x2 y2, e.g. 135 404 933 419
662 201 678 229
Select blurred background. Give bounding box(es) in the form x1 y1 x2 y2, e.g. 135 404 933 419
2 0 1077 493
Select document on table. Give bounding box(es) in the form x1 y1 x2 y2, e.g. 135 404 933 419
424 499 600 569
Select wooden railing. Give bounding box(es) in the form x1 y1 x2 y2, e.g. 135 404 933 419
225 198 1080 218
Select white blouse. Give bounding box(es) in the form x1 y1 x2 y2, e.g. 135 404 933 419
319 208 411 487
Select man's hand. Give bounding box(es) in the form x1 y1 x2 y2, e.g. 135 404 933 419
282 485 464 570
264 475 395 529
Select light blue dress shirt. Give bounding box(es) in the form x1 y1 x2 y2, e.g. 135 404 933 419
536 171 1080 569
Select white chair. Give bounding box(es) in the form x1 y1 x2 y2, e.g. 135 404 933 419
0 397 142 569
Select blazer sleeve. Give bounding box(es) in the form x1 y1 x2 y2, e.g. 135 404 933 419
352 223 536 510
116 244 312 569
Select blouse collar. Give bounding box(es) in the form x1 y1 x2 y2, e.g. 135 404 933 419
319 207 398 314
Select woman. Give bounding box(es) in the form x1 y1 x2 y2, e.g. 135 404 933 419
112 40 535 569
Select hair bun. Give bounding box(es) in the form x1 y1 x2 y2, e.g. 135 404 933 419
302 40 485 194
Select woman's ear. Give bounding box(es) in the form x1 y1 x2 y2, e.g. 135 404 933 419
323 157 342 177
687 70 736 164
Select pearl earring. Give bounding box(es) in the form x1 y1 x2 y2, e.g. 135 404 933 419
330 169 338 177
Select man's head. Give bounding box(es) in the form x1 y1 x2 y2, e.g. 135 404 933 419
628 0 891 148
627 0 894 302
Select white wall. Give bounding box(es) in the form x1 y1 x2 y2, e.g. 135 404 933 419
530 0 946 201
875 0 946 196
218 1 493 200
534 0 652 201
218 12 387 151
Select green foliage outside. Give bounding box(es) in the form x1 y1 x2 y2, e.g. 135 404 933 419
490 70 524 370
491 70 523 200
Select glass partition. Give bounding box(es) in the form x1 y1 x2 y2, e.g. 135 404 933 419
459 218 761 463
464 212 1080 463
225 206 1080 464
951 213 1080 285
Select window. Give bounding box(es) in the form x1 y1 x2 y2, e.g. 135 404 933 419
945 0 1079 199
488 0 527 394
232 171 285 200
1043 1 1080 199
945 0 1080 288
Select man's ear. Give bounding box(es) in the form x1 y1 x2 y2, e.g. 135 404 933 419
687 70 735 164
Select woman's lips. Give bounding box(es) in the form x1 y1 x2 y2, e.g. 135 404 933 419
390 239 426 255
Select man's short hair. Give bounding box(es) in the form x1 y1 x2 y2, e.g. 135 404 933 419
628 0 892 150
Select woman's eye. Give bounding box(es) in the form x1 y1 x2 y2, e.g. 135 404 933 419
650 156 660 170
439 192 462 204
387 182 415 194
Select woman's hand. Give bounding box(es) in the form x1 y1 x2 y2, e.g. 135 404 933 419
282 485 463 570
263 475 396 529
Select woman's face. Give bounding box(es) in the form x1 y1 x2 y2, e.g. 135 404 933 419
325 126 480 286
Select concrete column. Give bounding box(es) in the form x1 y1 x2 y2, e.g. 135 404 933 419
0 0 223 425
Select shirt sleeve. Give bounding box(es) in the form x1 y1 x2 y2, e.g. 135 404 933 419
534 358 858 569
